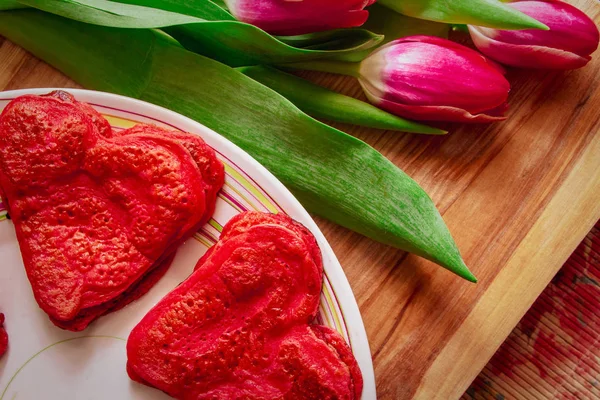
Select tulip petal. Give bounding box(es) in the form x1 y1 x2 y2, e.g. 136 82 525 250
470 25 591 69
359 35 511 123
373 35 506 74
378 100 508 123
361 36 510 114
225 0 373 35
360 76 507 123
468 0 599 70
502 0 599 56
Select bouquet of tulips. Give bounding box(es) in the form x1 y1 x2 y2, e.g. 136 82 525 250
232 0 598 122
0 0 597 282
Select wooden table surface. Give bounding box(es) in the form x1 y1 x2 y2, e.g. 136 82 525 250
1 1 600 398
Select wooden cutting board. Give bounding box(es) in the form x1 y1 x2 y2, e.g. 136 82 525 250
1 1 599 398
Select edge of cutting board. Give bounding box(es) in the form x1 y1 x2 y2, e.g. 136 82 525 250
415 127 600 399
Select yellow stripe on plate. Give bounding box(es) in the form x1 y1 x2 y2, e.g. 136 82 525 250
224 164 278 213
193 233 214 248
208 219 223 232
322 284 344 336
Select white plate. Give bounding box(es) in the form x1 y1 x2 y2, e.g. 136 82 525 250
0 89 375 399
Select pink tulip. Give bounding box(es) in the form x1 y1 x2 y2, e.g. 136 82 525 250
223 0 376 36
358 36 511 123
469 0 599 69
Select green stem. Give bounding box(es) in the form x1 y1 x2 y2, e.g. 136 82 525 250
239 65 447 135
280 60 362 78
451 24 469 33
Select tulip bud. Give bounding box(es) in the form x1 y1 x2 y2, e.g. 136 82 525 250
469 0 600 69
358 36 511 123
223 0 375 36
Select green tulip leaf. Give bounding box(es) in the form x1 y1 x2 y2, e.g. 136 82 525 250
168 24 383 66
14 0 383 66
364 3 450 44
378 0 548 30
277 28 384 51
17 0 204 27
0 8 475 281
0 0 24 10
114 0 233 20
211 0 227 8
114 0 235 21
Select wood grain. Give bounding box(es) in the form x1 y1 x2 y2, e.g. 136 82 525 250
1 1 599 398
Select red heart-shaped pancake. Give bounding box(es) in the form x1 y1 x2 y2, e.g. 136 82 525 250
50 102 225 331
0 93 223 329
49 123 226 331
127 212 363 399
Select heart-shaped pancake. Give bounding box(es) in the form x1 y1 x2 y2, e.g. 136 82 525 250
48 94 224 331
127 211 363 399
0 93 223 329
46 96 225 331
49 122 225 331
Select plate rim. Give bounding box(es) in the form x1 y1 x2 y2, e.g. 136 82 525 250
0 88 376 399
